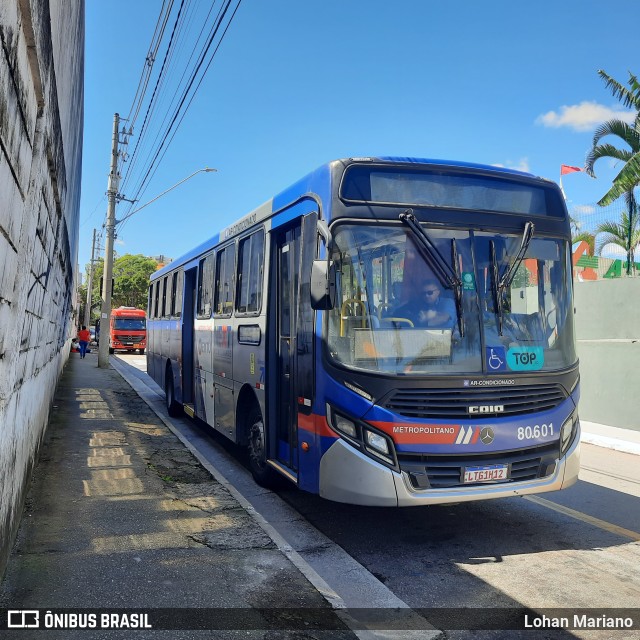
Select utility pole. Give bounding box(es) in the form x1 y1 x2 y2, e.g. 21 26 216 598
84 228 97 328
98 113 120 368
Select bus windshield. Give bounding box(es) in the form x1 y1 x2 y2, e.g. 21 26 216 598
327 223 576 375
114 318 146 331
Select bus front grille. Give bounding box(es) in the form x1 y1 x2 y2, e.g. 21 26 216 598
116 335 144 343
398 443 559 489
384 384 567 419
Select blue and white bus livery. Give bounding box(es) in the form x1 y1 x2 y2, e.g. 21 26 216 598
147 157 580 506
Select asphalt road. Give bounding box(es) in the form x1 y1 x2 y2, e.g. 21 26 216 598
115 353 640 640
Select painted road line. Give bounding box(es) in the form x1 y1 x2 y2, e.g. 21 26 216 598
525 495 640 542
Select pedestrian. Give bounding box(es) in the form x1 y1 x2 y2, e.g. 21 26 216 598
77 325 91 359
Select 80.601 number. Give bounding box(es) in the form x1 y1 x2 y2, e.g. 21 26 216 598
517 423 554 440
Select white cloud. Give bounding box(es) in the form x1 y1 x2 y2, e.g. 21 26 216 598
492 158 530 172
536 101 635 132
599 242 626 259
571 204 597 216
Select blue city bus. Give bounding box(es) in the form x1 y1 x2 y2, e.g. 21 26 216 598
147 157 580 506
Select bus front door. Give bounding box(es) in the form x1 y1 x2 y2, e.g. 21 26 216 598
272 213 317 481
181 267 197 408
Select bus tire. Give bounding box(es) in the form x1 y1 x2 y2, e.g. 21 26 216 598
165 368 182 417
247 408 280 488
138 348 145 355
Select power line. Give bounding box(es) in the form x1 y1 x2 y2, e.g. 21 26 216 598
130 0 242 210
120 0 188 196
118 0 242 225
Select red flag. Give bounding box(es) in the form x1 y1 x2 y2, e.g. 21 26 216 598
561 165 582 175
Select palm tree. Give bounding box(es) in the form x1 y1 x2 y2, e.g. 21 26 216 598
595 196 640 273
572 231 596 257
585 70 640 274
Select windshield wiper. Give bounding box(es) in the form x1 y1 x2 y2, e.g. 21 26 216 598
399 210 464 336
451 238 465 338
489 240 504 335
499 221 534 293
490 221 535 336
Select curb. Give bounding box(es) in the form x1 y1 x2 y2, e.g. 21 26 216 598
109 357 443 640
581 421 640 456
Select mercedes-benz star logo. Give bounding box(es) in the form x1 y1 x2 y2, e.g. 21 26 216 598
479 427 495 445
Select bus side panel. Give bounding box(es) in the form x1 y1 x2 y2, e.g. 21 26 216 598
147 317 158 385
169 315 182 404
195 318 215 425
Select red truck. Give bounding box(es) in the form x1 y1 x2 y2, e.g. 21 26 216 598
109 307 147 354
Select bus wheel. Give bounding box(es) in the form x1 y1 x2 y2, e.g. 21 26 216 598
247 409 279 487
165 370 182 417
138 348 145 355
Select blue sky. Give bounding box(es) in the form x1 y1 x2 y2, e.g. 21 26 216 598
79 0 638 271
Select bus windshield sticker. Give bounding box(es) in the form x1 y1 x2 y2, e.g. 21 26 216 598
486 346 507 372
507 346 544 371
462 272 475 290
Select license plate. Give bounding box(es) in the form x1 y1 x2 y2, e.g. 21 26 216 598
125 342 133 346
463 464 509 484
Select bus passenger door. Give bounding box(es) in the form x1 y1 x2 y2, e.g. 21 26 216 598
181 267 197 407
271 213 317 478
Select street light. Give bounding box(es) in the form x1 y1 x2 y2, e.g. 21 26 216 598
116 167 217 226
97 117 216 368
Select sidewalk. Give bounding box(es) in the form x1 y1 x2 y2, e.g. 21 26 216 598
1 351 637 637
581 420 640 456
0 352 355 638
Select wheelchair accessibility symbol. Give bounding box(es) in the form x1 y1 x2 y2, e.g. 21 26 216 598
486 346 507 372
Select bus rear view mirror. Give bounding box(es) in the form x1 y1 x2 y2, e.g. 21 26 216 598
310 260 336 310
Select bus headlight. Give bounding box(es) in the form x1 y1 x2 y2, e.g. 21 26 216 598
334 413 358 439
560 413 577 455
326 404 397 468
326 404 359 442
363 428 395 466
365 429 389 455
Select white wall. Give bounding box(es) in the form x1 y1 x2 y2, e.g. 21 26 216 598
0 0 84 577
574 278 640 430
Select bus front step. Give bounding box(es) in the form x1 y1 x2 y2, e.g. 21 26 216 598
183 404 195 418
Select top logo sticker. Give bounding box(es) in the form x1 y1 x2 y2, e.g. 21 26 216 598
507 346 544 371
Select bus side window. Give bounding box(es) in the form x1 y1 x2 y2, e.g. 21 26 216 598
171 271 183 318
147 284 153 317
161 276 169 318
236 230 264 314
196 254 215 319
153 281 160 318
214 245 235 316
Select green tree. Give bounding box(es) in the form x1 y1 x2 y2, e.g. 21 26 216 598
573 231 596 257
585 70 640 274
88 254 158 312
112 254 158 307
595 207 640 271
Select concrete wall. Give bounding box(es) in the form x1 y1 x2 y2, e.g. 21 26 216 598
0 0 84 577
574 278 640 430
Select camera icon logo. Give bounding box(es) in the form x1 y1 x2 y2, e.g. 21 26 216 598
8 610 40 628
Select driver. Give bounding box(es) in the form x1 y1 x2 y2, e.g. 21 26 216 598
393 279 456 328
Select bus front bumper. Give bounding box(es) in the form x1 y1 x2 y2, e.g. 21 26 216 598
319 422 581 507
